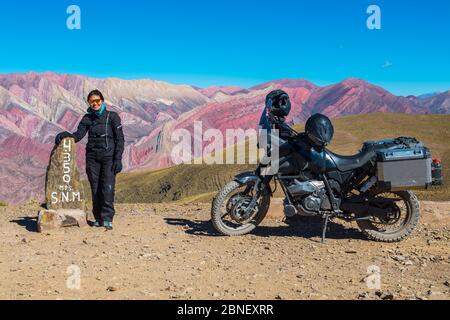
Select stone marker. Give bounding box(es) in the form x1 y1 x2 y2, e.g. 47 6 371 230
38 138 87 232
37 209 88 233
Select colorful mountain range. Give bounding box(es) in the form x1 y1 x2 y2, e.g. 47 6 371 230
0 72 449 205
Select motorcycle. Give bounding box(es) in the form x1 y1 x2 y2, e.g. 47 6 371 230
211 114 443 243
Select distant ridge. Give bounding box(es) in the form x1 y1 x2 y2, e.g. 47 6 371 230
0 72 449 204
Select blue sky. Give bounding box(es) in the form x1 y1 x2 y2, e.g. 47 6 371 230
0 0 449 95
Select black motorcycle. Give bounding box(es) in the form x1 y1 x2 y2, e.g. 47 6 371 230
211 113 443 243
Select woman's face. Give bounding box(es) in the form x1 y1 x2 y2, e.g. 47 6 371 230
88 95 103 111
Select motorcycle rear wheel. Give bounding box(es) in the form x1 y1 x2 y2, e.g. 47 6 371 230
356 191 420 242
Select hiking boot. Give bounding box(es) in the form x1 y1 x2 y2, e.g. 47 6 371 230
103 221 113 231
93 220 102 227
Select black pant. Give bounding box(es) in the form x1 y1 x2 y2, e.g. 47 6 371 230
86 153 116 223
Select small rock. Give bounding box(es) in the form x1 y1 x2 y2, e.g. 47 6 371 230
382 293 395 300
358 292 370 299
375 290 394 300
392 255 406 262
427 290 442 296
107 286 118 292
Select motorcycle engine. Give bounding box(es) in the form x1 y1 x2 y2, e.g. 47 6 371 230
303 192 326 212
286 179 334 216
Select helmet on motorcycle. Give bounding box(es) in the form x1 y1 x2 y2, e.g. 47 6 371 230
265 90 291 117
305 113 334 147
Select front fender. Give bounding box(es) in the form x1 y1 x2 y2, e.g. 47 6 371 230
234 172 262 186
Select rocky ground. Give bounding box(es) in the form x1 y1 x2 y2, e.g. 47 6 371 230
0 199 449 300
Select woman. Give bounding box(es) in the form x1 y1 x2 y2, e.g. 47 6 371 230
55 90 125 230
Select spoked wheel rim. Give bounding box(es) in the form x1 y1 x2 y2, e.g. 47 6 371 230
219 184 263 231
366 192 411 234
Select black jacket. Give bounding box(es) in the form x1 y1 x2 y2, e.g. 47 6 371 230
72 109 125 160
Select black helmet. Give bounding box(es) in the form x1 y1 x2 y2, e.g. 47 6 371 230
266 90 291 117
305 113 334 147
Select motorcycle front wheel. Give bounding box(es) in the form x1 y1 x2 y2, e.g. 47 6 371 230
211 180 271 236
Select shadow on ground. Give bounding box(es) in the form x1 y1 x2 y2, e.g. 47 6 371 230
164 216 366 242
10 217 38 233
165 217 221 237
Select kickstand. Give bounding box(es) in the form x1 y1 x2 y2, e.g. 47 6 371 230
321 215 329 243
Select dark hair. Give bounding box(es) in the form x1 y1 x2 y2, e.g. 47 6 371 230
87 89 104 102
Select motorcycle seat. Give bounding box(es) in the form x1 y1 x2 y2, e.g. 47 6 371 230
326 147 378 172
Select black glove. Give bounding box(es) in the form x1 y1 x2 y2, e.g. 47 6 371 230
55 131 73 145
112 159 123 175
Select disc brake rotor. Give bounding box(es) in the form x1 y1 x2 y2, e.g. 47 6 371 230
228 194 259 223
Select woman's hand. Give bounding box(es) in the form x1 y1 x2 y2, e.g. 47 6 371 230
112 159 123 175
55 131 74 145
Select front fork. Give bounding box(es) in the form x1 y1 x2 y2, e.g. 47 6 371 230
235 167 274 215
248 175 274 214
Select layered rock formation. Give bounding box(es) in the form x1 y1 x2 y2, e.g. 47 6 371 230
0 72 449 205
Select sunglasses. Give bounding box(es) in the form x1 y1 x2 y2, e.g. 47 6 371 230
88 98 103 106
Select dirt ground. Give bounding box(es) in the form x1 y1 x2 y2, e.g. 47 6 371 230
0 199 449 300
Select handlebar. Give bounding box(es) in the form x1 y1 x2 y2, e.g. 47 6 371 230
267 114 299 136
